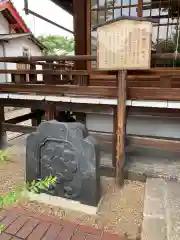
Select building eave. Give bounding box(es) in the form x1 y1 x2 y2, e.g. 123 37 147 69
0 0 30 33
0 33 46 50
50 0 73 15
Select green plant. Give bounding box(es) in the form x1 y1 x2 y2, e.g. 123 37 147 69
0 175 57 233
0 149 9 163
27 176 57 194
0 225 5 233
0 149 57 233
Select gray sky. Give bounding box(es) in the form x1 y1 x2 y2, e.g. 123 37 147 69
13 0 73 37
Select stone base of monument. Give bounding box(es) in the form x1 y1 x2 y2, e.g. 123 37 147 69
26 121 101 208
27 191 103 215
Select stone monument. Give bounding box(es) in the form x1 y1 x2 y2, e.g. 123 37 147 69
26 120 101 206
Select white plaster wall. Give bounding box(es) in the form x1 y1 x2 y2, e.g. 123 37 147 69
0 12 9 82
0 45 6 82
4 37 43 82
86 113 180 138
0 12 43 82
126 116 180 138
86 114 113 133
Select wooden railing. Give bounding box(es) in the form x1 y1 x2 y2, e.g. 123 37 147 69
1 54 180 100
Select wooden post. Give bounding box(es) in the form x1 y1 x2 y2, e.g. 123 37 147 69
137 0 143 17
75 112 86 124
112 106 117 168
116 70 127 185
44 104 56 121
43 61 54 84
29 63 40 127
73 0 87 70
31 110 43 126
0 105 7 149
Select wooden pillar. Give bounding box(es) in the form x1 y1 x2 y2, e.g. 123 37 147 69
116 70 127 185
73 0 87 70
75 112 86 124
0 105 7 149
137 0 143 17
31 110 43 126
44 104 56 121
73 0 90 120
43 61 54 84
29 63 37 83
86 0 91 71
112 106 117 168
29 63 40 127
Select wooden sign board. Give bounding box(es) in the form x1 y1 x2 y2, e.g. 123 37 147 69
97 20 152 70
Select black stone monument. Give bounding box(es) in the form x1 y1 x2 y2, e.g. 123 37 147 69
26 120 101 206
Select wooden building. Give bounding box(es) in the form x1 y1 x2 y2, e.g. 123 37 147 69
0 0 180 182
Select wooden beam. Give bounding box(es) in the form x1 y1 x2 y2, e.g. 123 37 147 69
0 99 114 114
128 107 180 119
5 112 36 124
1 53 180 63
0 69 89 75
24 8 74 34
3 123 36 134
116 70 127 185
0 56 95 62
90 132 180 153
128 135 180 152
128 87 180 100
0 99 45 109
3 84 180 101
0 84 116 98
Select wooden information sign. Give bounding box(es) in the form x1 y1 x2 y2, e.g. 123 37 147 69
97 19 152 70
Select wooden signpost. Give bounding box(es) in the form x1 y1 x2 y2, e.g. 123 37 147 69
96 17 152 184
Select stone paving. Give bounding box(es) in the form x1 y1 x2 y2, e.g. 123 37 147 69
124 154 180 182
141 178 180 240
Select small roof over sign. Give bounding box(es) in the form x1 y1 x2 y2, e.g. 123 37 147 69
92 16 158 31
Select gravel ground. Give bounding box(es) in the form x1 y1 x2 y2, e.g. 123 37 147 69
0 142 145 239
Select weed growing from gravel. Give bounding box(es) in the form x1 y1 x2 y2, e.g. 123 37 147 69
0 149 57 233
0 149 9 163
